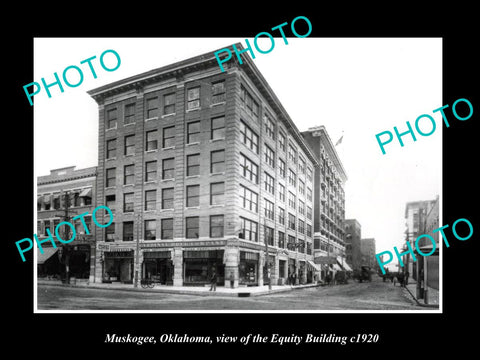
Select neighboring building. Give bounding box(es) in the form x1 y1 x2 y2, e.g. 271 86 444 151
345 219 362 270
87 44 319 287
302 126 347 279
404 199 437 281
360 238 376 269
420 195 439 297
37 166 97 282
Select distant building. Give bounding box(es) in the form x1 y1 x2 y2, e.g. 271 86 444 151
345 219 362 270
37 166 97 282
360 238 376 269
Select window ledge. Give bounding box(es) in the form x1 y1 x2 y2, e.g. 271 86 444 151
145 149 158 154
186 175 200 179
161 178 175 182
124 122 135 127
210 102 226 108
162 113 176 119
210 172 225 176
209 138 225 143
106 157 117 161
145 116 159 122
162 146 175 151
106 126 117 131
186 107 201 113
186 142 200 147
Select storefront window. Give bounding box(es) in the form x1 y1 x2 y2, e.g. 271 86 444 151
183 250 224 285
239 251 258 285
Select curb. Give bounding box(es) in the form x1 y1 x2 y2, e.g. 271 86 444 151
37 281 320 298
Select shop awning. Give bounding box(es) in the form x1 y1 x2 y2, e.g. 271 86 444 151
417 244 439 255
307 260 321 272
79 188 92 197
336 257 353 272
331 263 342 271
37 247 58 264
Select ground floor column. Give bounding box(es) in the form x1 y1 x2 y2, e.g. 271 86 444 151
172 247 183 286
224 247 239 288
258 252 265 286
89 244 96 283
271 255 279 286
95 249 103 283
294 259 299 285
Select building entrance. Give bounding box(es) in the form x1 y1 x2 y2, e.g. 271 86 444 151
183 250 224 286
103 251 134 283
143 251 173 285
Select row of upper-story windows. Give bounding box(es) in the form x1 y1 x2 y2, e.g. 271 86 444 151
238 183 313 223
239 119 313 186
105 80 226 129
37 189 92 211
105 150 226 187
37 216 92 237
105 215 225 242
239 152 312 203
239 216 312 253
107 181 226 214
105 116 226 159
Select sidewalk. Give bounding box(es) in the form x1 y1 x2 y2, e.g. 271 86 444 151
403 279 439 308
37 279 321 297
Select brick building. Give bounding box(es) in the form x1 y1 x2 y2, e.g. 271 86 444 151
87 44 319 287
37 166 97 283
302 127 348 278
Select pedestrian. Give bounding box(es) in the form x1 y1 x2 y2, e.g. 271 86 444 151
405 271 409 286
229 272 234 289
209 270 217 291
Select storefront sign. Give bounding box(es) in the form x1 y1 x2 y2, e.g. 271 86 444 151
97 243 110 251
143 251 171 259
104 251 134 258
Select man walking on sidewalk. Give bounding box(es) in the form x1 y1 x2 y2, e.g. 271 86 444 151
209 270 217 292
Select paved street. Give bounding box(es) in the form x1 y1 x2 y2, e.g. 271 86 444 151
37 276 420 311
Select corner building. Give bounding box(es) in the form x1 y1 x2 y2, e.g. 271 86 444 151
88 44 318 287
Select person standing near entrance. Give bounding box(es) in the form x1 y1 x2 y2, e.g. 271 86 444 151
209 270 217 291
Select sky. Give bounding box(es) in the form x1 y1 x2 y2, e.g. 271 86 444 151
34 37 442 257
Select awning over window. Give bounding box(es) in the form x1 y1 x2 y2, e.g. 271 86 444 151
337 257 353 272
331 263 342 271
307 260 321 272
79 188 92 197
37 247 58 264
